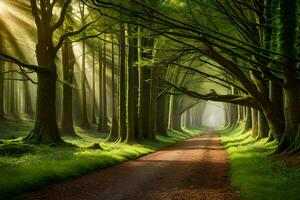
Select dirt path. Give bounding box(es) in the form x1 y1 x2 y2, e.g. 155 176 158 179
27 131 240 200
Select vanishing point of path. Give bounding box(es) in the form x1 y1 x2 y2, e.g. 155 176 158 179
27 131 240 200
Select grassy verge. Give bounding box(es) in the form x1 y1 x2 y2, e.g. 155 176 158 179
221 129 300 200
0 124 199 199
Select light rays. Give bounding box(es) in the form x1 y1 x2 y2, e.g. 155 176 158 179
0 1 6 12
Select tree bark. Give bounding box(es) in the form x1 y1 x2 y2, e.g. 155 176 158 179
81 41 90 128
60 41 76 136
257 111 269 139
251 108 258 138
277 0 300 152
156 94 170 136
118 23 127 142
0 34 4 118
23 81 34 116
107 33 119 141
172 96 183 132
125 24 136 142
242 107 252 133
24 59 62 143
92 50 97 124
98 35 109 132
136 27 145 140
148 68 158 139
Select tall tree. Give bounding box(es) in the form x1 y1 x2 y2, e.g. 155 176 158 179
278 0 300 152
107 32 119 141
97 35 109 132
24 0 94 143
80 4 90 128
125 24 136 142
118 22 127 142
60 25 77 136
0 34 4 119
91 49 97 124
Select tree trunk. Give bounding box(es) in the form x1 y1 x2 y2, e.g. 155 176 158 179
224 103 230 129
24 63 62 143
257 111 269 139
102 35 109 131
142 68 152 139
148 68 158 139
60 41 76 136
23 81 34 116
229 87 239 128
136 27 145 140
118 23 127 142
251 108 258 137
156 94 170 136
185 109 193 129
125 24 136 142
0 35 4 119
277 0 300 152
172 96 183 132
9 68 17 115
98 36 109 132
242 107 252 133
81 41 89 128
92 50 97 124
280 82 300 151
268 80 283 141
168 95 174 130
107 33 119 141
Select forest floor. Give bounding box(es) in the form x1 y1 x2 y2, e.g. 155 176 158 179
26 130 240 200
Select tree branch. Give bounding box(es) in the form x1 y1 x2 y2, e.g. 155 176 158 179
50 0 72 33
0 53 50 73
164 80 261 110
54 17 101 53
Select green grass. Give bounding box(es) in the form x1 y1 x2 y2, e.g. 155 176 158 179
221 129 300 200
0 123 199 199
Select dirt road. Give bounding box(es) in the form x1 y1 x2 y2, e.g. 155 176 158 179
27 131 240 200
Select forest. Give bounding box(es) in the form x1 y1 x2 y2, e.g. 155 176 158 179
0 0 300 199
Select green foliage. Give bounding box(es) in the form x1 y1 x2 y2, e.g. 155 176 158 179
221 129 300 200
0 127 199 199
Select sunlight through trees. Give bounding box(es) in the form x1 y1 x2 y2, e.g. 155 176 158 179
0 0 300 199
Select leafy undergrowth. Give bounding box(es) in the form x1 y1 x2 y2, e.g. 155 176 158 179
221 129 300 200
0 125 199 199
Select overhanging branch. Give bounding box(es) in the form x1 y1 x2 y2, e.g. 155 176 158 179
164 80 261 110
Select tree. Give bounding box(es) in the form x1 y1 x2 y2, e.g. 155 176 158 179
91 48 97 124
277 0 300 152
97 34 109 132
118 22 127 142
107 32 119 141
0 34 5 119
60 24 77 136
23 0 95 143
79 4 90 128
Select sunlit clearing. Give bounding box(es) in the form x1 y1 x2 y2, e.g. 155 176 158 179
201 101 225 128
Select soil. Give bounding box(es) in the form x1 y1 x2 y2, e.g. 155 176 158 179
26 131 241 200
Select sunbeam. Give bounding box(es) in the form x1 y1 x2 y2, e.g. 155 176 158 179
0 1 6 12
